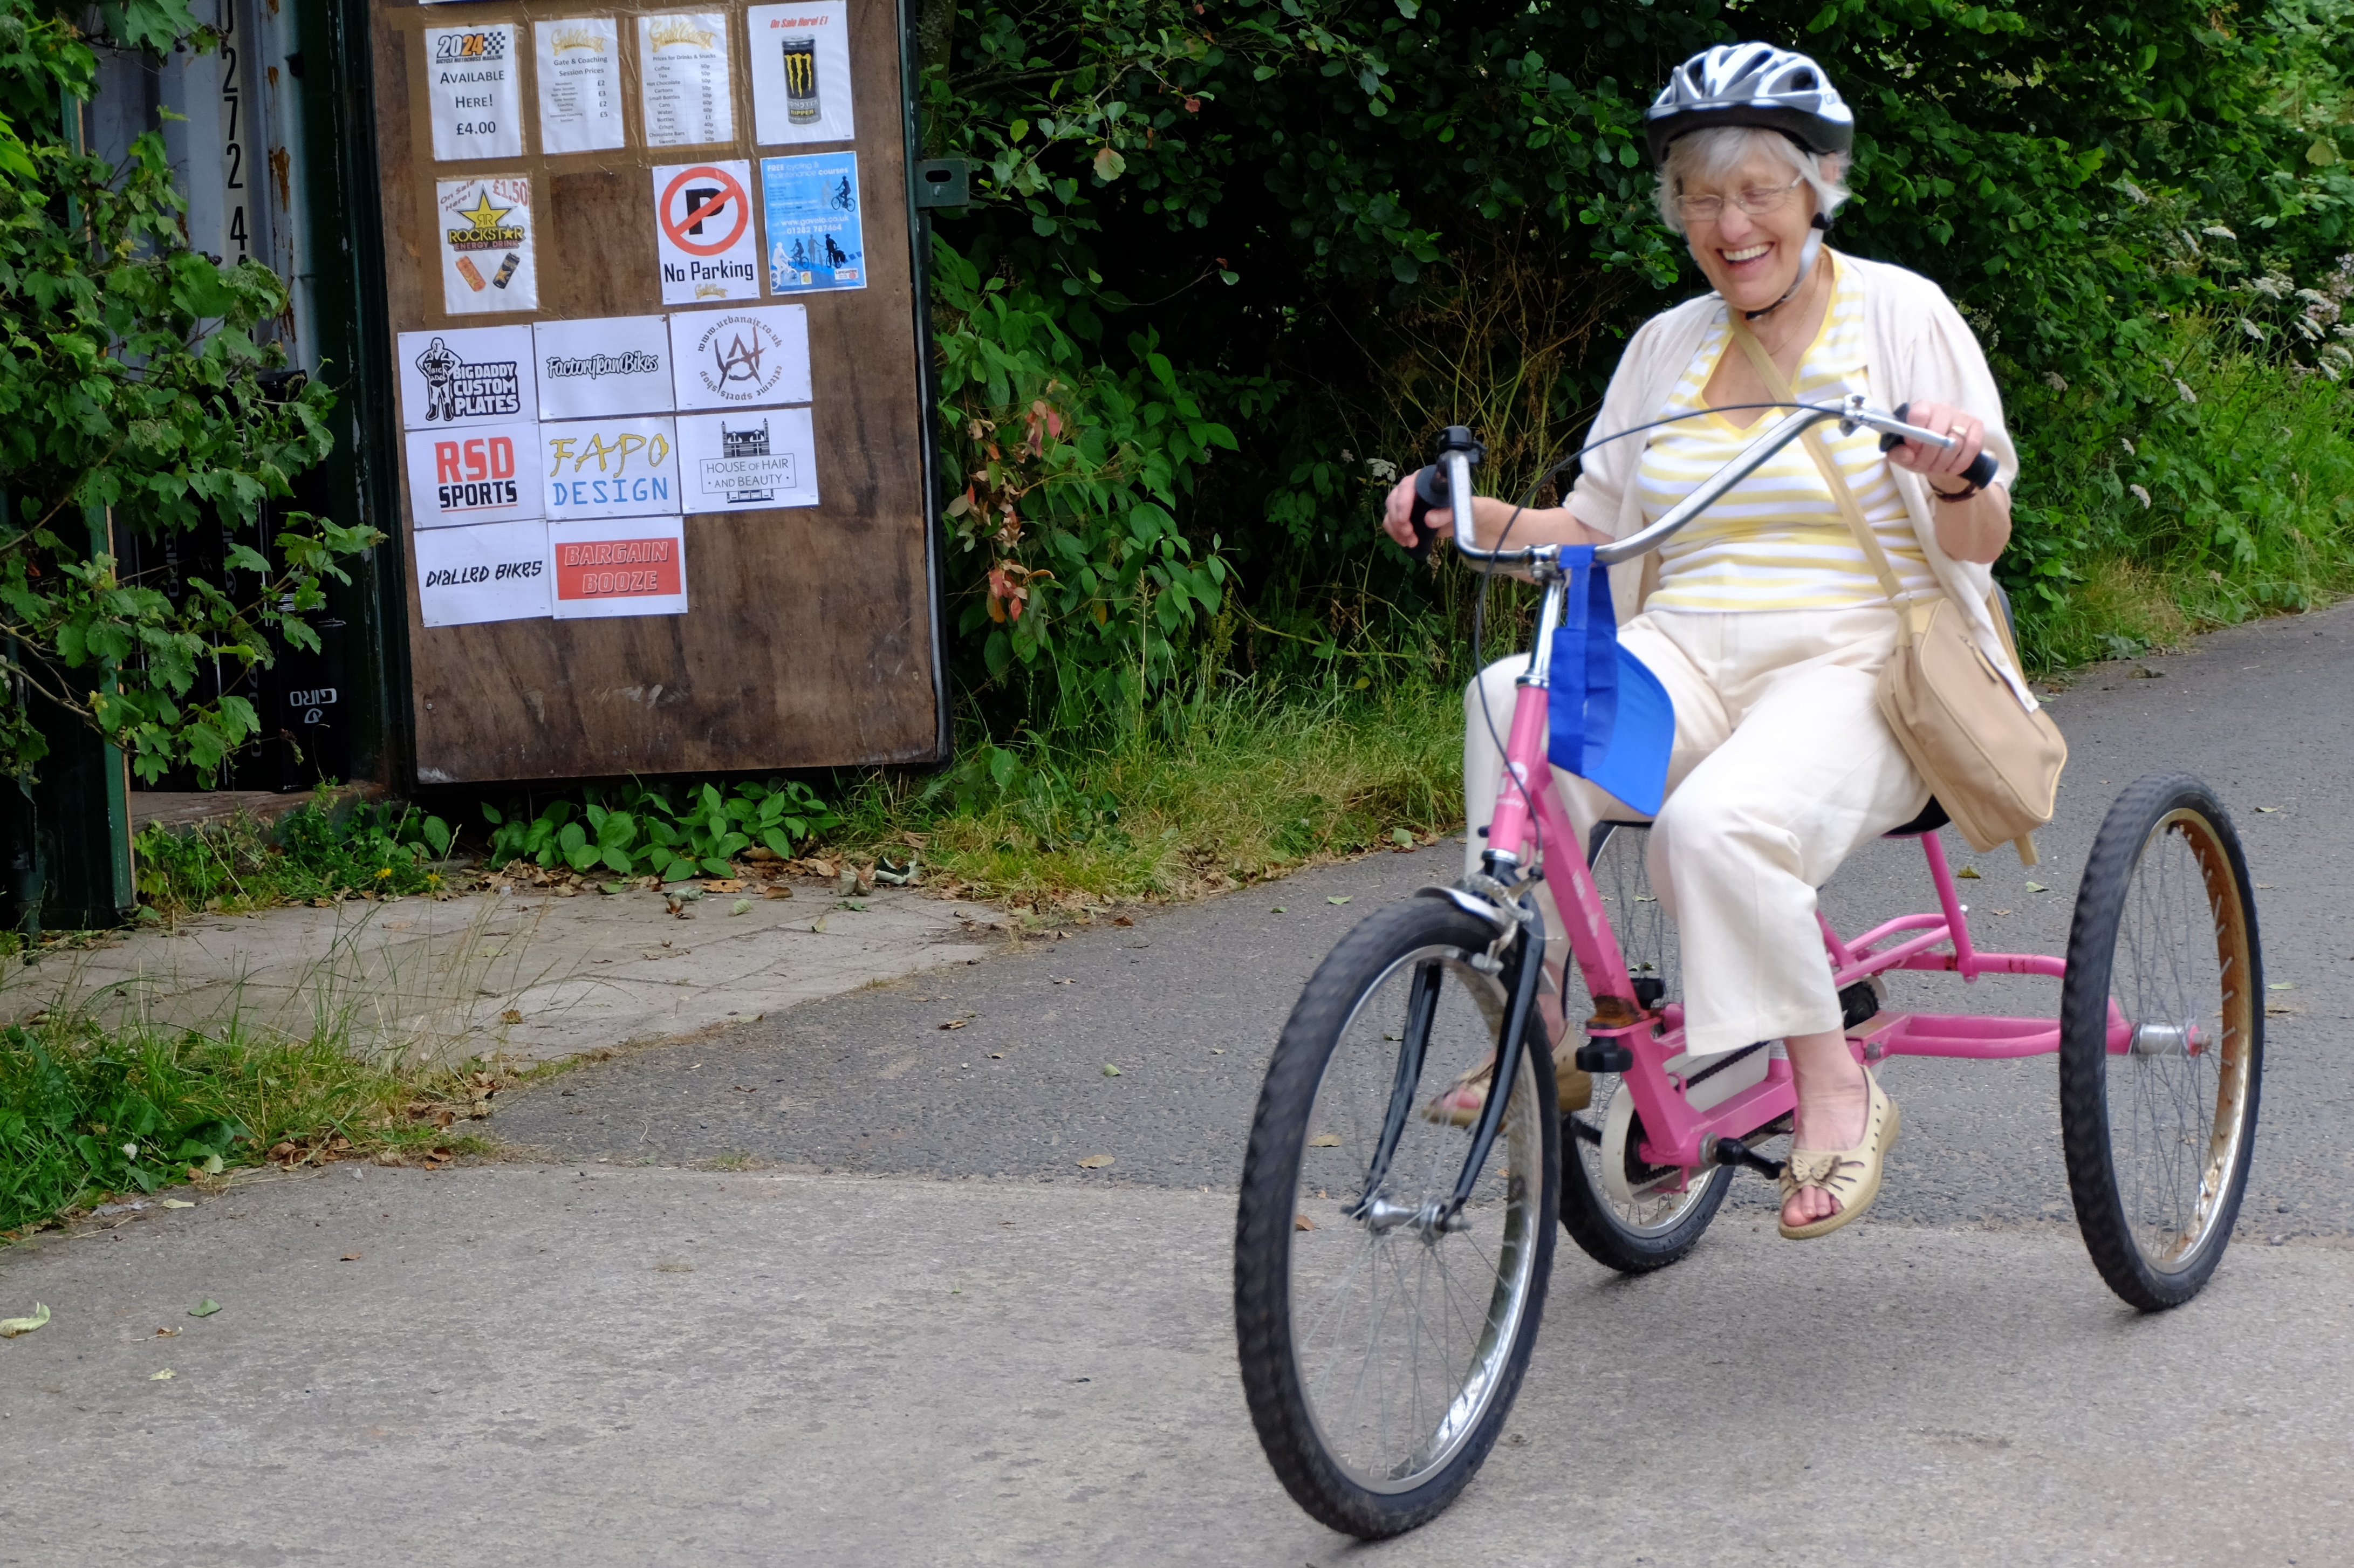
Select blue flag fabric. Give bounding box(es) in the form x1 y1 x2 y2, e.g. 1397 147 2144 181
1544 547 1676 817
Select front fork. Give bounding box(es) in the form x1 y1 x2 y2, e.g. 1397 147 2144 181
1352 888 1549 1235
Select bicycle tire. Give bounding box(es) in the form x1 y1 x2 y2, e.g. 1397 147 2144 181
1235 899 1559 1538
1557 822 1734 1272
2058 773 2263 1312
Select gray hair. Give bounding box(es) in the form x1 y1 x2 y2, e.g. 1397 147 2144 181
1654 126 1850 234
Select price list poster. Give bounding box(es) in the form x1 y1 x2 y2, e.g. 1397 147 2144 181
368 0 944 782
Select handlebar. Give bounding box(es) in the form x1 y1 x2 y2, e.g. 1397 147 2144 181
1407 396 1999 569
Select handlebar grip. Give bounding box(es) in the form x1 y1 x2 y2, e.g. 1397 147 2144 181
1878 401 2001 491
1406 463 1447 564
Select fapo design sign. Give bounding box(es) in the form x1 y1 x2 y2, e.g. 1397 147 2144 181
539 417 683 520
670 304 811 409
549 518 689 618
653 161 761 304
398 326 540 429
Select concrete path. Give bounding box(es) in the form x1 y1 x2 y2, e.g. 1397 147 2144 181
0 878 1008 1064
4 1163 2352 1566
2 601 2351 1564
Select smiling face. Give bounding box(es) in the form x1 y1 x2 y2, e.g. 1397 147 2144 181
1677 145 1823 315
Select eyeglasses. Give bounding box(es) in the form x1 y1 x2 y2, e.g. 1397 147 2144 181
1674 176 1809 225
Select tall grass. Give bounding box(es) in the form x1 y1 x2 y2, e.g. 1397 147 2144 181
0 1010 503 1237
2010 313 2354 669
837 674 1466 909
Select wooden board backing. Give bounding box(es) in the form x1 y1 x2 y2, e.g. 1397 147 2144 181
368 0 942 783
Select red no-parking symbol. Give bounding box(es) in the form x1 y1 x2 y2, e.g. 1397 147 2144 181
659 165 750 257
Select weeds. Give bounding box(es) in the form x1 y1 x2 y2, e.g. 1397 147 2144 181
134 788 456 915
483 778 837 882
0 1011 505 1237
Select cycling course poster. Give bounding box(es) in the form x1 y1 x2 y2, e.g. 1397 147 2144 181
761 151 865 293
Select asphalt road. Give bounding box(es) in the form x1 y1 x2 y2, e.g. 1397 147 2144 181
499 597 2354 1236
9 601 2353 1566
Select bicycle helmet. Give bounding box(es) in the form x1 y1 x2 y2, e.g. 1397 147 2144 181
1643 43 1854 168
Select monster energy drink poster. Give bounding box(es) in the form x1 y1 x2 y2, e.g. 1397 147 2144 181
747 2 855 146
760 151 863 293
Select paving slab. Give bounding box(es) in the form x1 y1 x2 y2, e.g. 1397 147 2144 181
2 1164 2349 1566
0 882 1008 1063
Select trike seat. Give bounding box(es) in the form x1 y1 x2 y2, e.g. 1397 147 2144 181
1884 798 1951 838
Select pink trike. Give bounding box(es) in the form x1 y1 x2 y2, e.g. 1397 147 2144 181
1233 409 2264 1538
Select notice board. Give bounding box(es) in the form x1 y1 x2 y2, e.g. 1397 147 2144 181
367 0 944 783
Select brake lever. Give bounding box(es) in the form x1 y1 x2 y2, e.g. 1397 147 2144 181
1877 400 2000 489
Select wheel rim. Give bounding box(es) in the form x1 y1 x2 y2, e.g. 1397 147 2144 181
1287 944 1542 1493
2105 808 2257 1274
1578 824 1716 1235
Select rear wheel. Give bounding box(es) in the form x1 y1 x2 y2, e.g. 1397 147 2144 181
1235 899 1558 1538
2059 773 2262 1311
1557 822 1734 1273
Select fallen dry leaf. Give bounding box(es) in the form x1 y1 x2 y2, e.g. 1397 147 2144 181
731 1085 757 1092
1956 866 1981 879
703 879 744 893
161 1199 195 1210
340 1253 362 1262
939 1018 968 1031
1308 1133 1342 1148
1076 1154 1114 1169
500 1009 523 1024
1101 1063 1121 1077
1295 1213 1316 1231
155 1326 180 1337
763 885 793 900
1112 915 1134 927
0 1303 49 1337
654 1261 695 1273
2025 881 2048 893
188 1299 221 1318
1327 896 1352 906
150 1368 175 1381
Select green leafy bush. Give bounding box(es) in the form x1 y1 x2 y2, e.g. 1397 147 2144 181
0 0 373 784
483 778 839 881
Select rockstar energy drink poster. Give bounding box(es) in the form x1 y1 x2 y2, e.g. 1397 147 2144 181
436 176 538 314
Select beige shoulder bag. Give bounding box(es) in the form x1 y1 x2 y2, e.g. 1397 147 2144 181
1727 320 2065 866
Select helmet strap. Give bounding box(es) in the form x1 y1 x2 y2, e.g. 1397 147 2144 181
1741 213 1830 322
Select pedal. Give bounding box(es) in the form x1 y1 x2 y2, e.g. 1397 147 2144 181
1839 976 1886 1031
1712 1136 1787 1180
1575 1040 1633 1074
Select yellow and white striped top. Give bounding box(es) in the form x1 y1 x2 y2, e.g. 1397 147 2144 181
1638 256 1938 612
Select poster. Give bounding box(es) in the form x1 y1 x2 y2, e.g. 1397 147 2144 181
539 417 685 521
669 304 811 410
534 18 625 155
437 176 537 314
638 12 734 149
535 315 676 419
397 325 538 429
759 152 863 293
415 520 553 627
424 24 523 162
674 407 818 512
651 161 762 305
747 3 855 146
404 422 545 528
549 517 689 618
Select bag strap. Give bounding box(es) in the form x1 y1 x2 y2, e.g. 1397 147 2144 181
1725 318 1922 638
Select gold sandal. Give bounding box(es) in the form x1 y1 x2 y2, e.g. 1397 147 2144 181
1422 1045 1591 1125
1777 1069 1898 1241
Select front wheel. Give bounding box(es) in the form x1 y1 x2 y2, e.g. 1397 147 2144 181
2059 773 2263 1311
1235 899 1558 1539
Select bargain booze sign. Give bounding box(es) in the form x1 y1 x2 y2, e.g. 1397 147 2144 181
548 517 688 619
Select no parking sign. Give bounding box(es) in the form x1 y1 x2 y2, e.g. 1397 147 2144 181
652 160 761 304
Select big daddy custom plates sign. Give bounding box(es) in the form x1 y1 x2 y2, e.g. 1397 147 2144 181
398 325 539 428
669 304 811 410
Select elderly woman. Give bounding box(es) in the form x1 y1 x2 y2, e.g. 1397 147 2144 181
1383 42 2021 1239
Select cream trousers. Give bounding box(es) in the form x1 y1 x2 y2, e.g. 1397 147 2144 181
1463 605 1932 1058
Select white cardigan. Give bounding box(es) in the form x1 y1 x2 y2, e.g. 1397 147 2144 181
1566 251 2036 708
